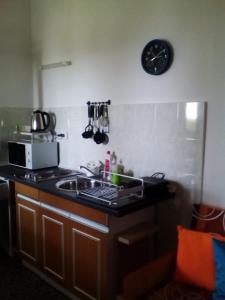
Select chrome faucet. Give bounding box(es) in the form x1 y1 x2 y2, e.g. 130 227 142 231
79 165 99 177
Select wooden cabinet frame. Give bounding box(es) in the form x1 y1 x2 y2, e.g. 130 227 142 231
42 213 66 281
72 228 101 299
15 182 109 299
17 202 38 262
16 193 40 265
15 182 155 300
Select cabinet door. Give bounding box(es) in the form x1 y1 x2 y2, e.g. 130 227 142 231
40 208 68 285
68 220 108 300
16 195 40 265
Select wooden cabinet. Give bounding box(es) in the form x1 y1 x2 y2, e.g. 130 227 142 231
15 182 154 299
40 207 69 286
16 187 40 266
68 220 108 300
15 182 110 300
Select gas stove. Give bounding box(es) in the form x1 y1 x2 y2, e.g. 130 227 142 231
23 168 80 183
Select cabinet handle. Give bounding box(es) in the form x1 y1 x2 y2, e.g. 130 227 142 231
17 193 40 206
41 203 70 219
41 203 109 233
69 213 109 234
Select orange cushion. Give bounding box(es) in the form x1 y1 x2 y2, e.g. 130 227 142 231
174 226 217 291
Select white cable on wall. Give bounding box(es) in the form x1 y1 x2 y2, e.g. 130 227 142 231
192 205 225 232
192 207 216 218
223 214 225 232
192 210 224 222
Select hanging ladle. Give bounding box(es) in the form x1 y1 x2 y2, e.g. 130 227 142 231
82 105 94 139
93 104 104 144
93 105 109 144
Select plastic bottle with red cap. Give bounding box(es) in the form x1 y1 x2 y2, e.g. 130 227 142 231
104 150 111 181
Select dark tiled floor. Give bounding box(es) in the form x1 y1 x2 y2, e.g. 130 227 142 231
0 251 69 300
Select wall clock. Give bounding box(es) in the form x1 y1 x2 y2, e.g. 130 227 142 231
141 39 172 75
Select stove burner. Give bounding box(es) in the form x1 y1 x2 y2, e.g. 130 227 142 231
24 168 79 182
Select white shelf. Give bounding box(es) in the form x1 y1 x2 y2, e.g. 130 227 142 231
12 131 54 143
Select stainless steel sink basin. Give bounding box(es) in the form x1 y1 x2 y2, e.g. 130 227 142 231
55 175 102 193
55 175 120 205
56 174 144 205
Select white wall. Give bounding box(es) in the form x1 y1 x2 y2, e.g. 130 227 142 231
0 0 33 108
30 0 225 207
0 1 33 163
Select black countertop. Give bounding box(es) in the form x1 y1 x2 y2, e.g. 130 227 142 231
0 165 174 217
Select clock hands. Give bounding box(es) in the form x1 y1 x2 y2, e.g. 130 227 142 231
156 49 166 57
150 55 162 62
150 49 165 61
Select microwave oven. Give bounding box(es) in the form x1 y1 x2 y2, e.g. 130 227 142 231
8 141 58 170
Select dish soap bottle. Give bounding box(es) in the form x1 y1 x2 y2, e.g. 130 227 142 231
111 151 120 185
104 150 111 181
117 159 124 175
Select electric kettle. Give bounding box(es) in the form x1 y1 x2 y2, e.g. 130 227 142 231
31 110 50 132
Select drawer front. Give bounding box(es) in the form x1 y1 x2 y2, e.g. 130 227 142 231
41 209 68 284
39 191 109 226
15 182 39 199
16 196 40 264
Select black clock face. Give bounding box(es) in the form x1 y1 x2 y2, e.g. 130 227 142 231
141 39 172 75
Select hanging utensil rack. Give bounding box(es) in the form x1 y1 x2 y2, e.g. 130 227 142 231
86 100 111 106
82 100 111 144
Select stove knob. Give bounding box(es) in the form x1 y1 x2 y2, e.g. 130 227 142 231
25 174 32 179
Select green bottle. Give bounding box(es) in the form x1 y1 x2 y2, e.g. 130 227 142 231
111 151 120 185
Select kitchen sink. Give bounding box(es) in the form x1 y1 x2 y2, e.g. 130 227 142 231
56 175 121 204
56 175 102 193
56 174 144 205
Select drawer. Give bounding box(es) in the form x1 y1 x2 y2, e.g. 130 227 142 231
15 182 39 199
39 191 109 226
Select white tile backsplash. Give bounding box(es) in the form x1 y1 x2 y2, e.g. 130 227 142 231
178 102 205 140
44 101 206 204
0 103 205 204
154 102 179 140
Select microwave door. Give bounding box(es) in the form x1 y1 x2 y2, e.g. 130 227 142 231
8 143 26 167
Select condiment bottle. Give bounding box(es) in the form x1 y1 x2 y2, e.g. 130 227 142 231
111 151 120 185
104 150 111 181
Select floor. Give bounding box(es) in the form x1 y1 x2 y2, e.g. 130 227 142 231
0 251 69 300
